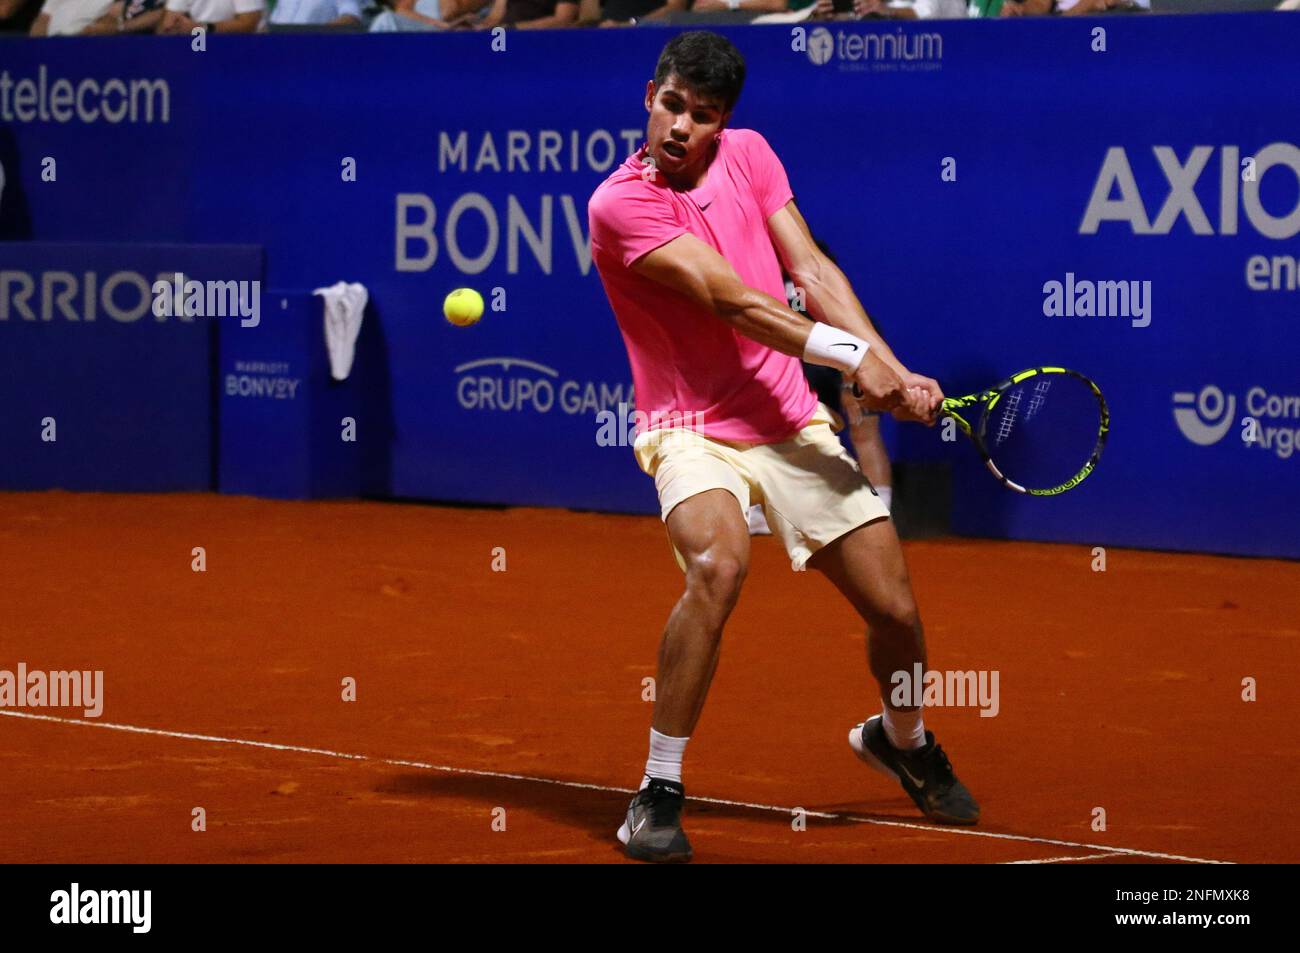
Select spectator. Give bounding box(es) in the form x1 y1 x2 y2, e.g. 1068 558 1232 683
1 0 41 32
30 0 112 33
813 0 965 17
471 0 577 28
992 0 1049 12
1053 0 1149 13
370 0 446 29
437 0 485 17
865 0 965 15
370 0 491 30
268 0 363 24
158 0 261 32
576 0 686 26
692 0 788 13
81 0 165 32
990 0 1148 12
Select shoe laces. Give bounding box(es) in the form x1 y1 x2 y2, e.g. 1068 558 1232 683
916 743 955 785
641 784 684 827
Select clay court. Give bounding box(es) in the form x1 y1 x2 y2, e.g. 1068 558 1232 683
1 491 1293 864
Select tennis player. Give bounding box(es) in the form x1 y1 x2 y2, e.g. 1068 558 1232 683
588 31 979 864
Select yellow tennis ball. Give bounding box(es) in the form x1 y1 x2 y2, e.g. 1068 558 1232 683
443 288 484 327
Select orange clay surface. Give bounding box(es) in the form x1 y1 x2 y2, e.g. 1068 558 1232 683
0 491 1296 864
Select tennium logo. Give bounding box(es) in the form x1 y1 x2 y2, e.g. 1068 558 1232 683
796 25 942 72
807 27 834 66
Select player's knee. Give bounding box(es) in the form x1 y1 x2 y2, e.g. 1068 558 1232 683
685 550 748 610
868 593 921 640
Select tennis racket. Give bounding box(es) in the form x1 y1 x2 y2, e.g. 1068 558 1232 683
855 366 1109 496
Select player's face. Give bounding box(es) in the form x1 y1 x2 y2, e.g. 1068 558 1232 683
644 76 727 180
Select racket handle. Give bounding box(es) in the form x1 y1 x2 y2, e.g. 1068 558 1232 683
851 382 947 416
850 383 918 400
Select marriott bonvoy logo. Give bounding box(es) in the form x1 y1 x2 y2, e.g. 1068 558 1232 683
795 26 943 72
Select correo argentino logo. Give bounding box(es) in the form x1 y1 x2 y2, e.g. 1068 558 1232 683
1173 386 1235 446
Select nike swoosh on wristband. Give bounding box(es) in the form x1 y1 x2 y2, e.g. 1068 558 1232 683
830 342 859 351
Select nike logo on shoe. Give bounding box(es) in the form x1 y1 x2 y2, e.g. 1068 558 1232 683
897 762 926 789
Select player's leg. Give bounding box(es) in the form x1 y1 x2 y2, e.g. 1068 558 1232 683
809 521 980 825
656 487 750 738
807 517 921 696
619 489 749 863
848 413 892 513
619 431 753 863
756 405 977 825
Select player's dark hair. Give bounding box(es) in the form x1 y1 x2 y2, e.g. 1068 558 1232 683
653 31 746 115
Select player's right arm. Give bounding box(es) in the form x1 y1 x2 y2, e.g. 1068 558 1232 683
631 233 910 413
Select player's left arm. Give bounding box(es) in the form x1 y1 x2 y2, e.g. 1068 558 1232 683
767 199 943 411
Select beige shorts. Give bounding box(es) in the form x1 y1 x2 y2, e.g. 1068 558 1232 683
632 403 889 571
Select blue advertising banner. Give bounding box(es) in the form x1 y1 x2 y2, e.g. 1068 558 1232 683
0 243 262 491
217 289 385 500
0 15 1296 556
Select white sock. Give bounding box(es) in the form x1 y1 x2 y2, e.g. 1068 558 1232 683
877 486 892 512
641 727 689 788
881 706 926 751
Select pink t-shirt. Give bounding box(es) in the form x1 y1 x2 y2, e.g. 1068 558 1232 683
588 128 818 444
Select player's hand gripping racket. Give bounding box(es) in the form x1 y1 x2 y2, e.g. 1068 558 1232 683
854 367 1109 496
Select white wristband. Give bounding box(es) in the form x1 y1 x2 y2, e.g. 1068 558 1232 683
803 322 870 374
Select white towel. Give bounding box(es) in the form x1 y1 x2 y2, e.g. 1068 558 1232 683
313 281 369 381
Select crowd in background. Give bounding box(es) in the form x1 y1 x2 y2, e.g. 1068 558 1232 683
2 0 1297 36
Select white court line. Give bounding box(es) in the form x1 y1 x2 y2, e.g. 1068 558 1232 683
1003 852 1131 865
0 710 1231 865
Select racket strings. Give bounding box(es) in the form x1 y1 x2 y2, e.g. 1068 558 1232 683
980 373 1104 493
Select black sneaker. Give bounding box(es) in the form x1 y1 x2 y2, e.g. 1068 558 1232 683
849 715 980 825
616 778 693 863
